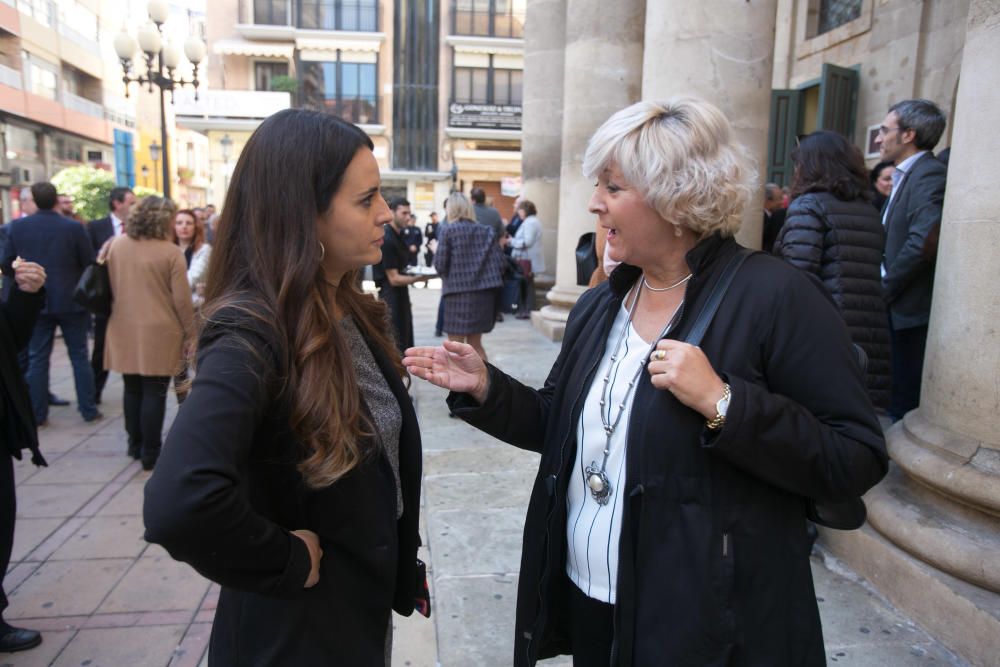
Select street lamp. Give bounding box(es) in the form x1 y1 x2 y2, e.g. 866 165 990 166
140 164 149 187
220 133 233 195
450 159 459 193
114 0 206 200
149 140 161 192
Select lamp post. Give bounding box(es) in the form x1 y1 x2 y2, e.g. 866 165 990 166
149 140 161 192
114 0 206 200
220 133 233 196
450 160 459 194
140 164 149 187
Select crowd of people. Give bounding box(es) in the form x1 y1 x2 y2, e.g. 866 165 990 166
0 94 949 663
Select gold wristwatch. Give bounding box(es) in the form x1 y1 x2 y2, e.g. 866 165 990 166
706 383 731 431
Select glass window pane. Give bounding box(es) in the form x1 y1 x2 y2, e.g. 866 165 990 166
322 62 337 100
455 68 471 102
472 68 488 104
818 0 862 35
510 70 522 105
342 62 359 97
359 63 376 96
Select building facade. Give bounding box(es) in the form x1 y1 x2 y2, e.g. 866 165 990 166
190 0 524 222
0 0 138 220
524 2 1000 664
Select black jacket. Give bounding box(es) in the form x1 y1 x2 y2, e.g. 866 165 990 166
144 314 423 665
882 152 947 330
774 192 890 408
449 235 888 666
0 285 47 465
87 215 115 256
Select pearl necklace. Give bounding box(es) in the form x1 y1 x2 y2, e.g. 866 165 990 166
586 279 685 505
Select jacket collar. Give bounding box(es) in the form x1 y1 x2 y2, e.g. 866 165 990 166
607 232 735 296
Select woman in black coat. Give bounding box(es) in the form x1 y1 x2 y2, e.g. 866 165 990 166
774 131 891 409
405 98 888 666
143 110 425 666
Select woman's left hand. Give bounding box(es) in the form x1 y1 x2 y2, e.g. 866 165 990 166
647 339 726 420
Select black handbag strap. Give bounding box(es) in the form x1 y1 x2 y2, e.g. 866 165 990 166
684 247 753 346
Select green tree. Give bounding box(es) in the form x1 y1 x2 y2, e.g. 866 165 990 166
133 186 163 200
51 166 117 221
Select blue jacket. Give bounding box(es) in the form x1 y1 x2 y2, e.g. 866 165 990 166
2 210 95 314
87 215 115 255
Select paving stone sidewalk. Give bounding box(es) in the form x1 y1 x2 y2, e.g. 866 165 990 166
2 284 967 666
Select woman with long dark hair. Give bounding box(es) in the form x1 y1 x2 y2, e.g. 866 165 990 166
774 130 890 408
143 109 425 665
869 160 895 212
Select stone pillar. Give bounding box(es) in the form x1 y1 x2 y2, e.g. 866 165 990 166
533 0 645 341
640 0 778 249
821 3 1000 664
520 0 565 291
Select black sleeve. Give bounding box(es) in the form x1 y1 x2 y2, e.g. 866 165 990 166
703 270 888 502
773 203 824 276
2 286 45 351
143 334 313 598
74 223 95 269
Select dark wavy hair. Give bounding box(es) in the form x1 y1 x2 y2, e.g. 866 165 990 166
789 131 871 203
201 108 404 489
170 209 206 252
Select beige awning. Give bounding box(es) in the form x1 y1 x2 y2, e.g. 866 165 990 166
213 39 294 59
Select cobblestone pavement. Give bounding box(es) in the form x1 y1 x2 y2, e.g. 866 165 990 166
2 284 967 666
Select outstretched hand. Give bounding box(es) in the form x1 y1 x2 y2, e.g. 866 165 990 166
403 340 489 404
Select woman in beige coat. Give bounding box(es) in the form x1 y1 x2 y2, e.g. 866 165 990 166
104 197 194 470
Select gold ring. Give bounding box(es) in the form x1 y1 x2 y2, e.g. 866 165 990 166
654 350 666 361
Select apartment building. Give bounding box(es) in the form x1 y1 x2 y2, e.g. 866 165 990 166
189 0 523 221
0 0 138 220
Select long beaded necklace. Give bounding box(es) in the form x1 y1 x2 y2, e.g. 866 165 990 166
585 279 686 505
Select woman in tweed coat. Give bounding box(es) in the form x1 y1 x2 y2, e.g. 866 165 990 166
434 193 505 361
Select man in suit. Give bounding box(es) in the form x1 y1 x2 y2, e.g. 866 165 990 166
2 182 100 425
87 187 134 404
875 98 948 422
761 182 787 253
0 257 47 653
372 197 428 353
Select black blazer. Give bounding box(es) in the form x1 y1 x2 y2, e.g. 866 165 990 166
1 211 94 314
449 235 887 666
761 207 786 254
144 313 423 665
87 215 115 255
0 285 46 465
882 152 947 330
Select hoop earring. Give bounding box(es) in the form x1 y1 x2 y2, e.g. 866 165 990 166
319 241 326 260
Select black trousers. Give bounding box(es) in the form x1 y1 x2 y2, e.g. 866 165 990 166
91 315 109 401
0 453 15 615
888 321 928 422
123 374 170 463
378 286 413 354
567 579 615 666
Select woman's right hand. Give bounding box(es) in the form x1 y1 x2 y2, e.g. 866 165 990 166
403 340 489 404
291 529 322 588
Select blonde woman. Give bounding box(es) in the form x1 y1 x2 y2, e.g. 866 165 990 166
104 197 194 469
405 98 887 666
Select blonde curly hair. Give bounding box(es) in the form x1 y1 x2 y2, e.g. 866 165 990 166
126 196 177 240
582 97 756 238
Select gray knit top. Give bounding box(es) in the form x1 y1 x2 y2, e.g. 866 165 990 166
341 316 403 519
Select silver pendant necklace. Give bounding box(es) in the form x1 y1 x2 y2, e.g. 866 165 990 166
586 279 685 505
642 273 692 292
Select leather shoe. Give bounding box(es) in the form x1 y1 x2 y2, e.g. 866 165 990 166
48 394 70 406
0 626 42 652
83 412 104 423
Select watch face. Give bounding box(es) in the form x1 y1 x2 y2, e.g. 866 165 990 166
717 395 731 416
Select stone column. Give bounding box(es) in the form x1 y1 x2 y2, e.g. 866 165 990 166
533 0 646 341
520 0 565 291
822 3 1000 664
640 0 779 249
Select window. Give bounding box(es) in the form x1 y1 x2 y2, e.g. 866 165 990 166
22 53 59 101
817 0 862 35
254 0 289 25
452 55 522 106
300 55 378 124
452 0 524 38
255 61 289 91
299 0 377 31
58 1 98 41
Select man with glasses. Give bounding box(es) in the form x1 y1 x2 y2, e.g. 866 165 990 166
874 98 948 422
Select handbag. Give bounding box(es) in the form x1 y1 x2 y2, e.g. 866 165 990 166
575 232 597 286
515 258 533 279
73 257 112 317
684 247 867 531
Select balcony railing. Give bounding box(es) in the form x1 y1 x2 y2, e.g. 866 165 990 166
58 22 100 54
63 91 104 118
239 0 380 31
452 0 524 39
0 63 23 90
